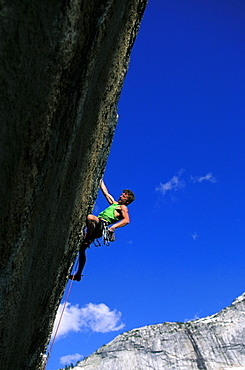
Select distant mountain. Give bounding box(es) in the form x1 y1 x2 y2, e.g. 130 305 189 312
71 293 245 370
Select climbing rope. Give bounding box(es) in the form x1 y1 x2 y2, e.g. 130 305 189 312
42 226 115 369
42 258 79 370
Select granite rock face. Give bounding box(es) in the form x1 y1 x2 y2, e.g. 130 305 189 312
74 293 245 370
0 1 147 369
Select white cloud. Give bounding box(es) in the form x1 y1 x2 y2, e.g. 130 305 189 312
156 170 216 202
184 314 200 322
52 302 125 340
60 353 83 366
191 172 217 184
79 303 125 333
156 169 185 196
192 232 198 241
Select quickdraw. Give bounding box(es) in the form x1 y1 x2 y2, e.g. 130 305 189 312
102 223 115 246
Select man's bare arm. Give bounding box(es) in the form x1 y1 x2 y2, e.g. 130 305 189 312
100 180 116 204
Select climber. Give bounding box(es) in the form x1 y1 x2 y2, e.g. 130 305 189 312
70 179 135 281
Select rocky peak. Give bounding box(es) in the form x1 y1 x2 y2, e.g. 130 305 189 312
72 293 245 369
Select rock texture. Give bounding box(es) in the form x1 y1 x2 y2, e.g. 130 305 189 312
0 1 147 369
73 293 245 370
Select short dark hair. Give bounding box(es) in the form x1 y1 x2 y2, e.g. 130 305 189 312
123 189 135 204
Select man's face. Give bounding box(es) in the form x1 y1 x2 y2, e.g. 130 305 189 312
118 192 129 205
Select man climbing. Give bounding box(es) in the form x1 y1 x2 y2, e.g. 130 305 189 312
70 179 135 281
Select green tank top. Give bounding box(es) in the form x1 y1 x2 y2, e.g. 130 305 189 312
98 203 121 225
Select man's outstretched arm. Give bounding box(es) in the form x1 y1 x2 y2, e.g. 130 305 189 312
100 180 116 204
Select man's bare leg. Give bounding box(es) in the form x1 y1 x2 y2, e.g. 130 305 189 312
83 214 100 242
69 215 100 282
70 244 87 281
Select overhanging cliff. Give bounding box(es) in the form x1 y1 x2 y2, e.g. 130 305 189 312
0 1 147 369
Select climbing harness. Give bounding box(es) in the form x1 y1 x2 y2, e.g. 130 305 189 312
92 220 116 247
82 220 115 248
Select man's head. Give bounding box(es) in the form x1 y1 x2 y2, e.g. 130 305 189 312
118 189 135 205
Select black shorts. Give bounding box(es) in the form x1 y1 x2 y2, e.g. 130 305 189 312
91 218 108 239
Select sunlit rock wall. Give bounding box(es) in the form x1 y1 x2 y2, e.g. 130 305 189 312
0 1 147 369
74 293 245 370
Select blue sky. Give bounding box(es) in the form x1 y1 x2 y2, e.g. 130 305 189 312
47 1 245 368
